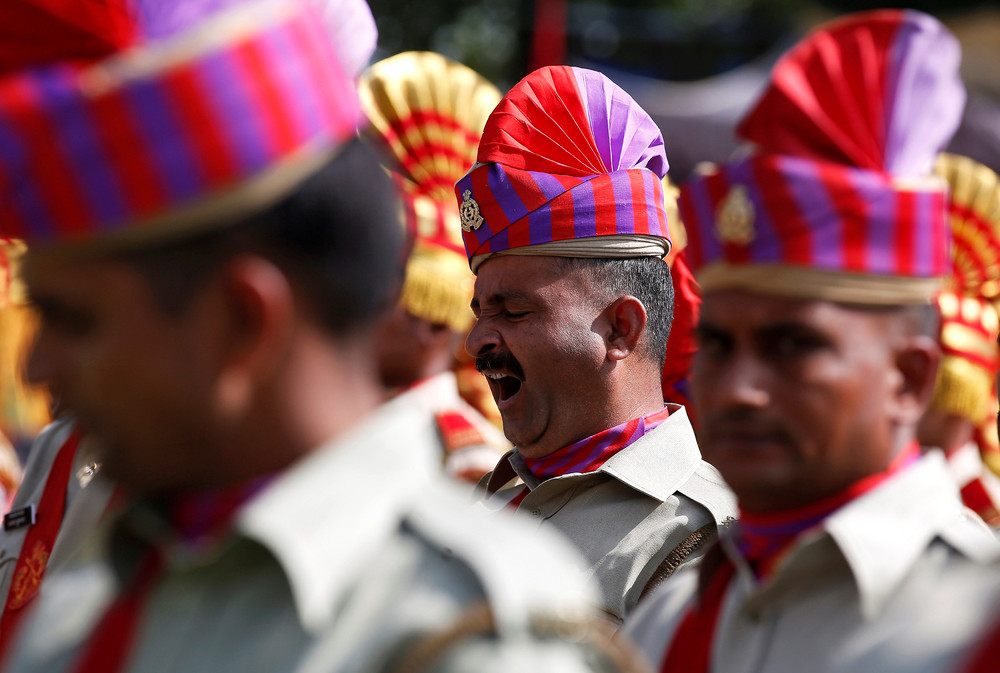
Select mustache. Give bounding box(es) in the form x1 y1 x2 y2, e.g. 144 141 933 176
475 351 525 379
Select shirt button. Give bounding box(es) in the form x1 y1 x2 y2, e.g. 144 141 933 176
529 508 542 517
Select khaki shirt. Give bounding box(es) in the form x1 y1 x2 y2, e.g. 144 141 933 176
396 371 509 483
0 418 113 620
8 396 622 673
623 451 1000 673
479 405 737 623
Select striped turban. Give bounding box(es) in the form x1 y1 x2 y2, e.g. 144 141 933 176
455 65 672 273
0 0 364 251
680 9 965 305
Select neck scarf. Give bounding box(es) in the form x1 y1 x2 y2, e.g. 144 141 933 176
737 443 920 580
504 406 671 512
68 477 271 673
524 406 671 480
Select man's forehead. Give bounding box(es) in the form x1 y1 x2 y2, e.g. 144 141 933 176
24 251 133 300
472 255 569 301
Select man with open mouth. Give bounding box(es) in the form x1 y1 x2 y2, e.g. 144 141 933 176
456 65 737 624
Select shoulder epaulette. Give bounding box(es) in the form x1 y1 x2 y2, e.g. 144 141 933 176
434 410 488 454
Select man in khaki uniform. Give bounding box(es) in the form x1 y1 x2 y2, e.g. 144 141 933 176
624 10 1000 673
0 0 382 651
0 2 643 672
360 51 509 485
455 65 736 623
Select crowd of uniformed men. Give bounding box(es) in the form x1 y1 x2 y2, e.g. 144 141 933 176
0 1 996 672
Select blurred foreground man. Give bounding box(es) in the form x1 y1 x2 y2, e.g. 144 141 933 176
0 2 639 672
624 11 1000 673
361 52 509 484
459 66 736 623
0 0 379 653
917 154 1000 527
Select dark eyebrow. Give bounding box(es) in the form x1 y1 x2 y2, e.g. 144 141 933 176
470 290 533 312
756 321 828 339
694 322 727 340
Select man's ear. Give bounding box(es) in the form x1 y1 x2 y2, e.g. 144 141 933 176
603 296 647 362
889 335 940 426
210 255 296 417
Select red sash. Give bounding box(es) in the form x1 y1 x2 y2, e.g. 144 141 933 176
65 479 265 673
0 428 82 661
659 560 735 673
506 485 530 511
960 616 1000 673
69 548 164 673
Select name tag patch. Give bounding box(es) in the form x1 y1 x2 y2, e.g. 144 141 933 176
4 505 36 531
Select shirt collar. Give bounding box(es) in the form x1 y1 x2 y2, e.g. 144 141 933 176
824 450 997 618
719 450 1000 619
493 404 702 501
398 371 460 413
235 394 441 633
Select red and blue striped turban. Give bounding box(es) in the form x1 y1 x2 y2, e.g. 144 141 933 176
680 9 964 305
454 66 671 273
0 0 365 250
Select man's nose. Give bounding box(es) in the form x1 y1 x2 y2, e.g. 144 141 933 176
465 318 501 358
696 352 771 413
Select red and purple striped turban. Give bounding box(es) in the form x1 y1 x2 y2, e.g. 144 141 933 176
455 66 671 273
680 9 964 305
0 0 363 250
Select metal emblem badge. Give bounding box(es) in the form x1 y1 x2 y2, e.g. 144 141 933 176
76 461 101 488
715 185 756 245
460 189 484 232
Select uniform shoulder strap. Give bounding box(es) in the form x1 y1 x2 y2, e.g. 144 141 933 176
433 410 488 454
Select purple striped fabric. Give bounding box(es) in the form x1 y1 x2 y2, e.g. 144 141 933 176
849 169 893 273
38 71 126 226
731 159 781 262
524 406 671 480
572 180 598 239
680 154 950 280
0 1 361 242
914 190 934 276
196 47 271 176
781 156 844 269
683 174 722 263
487 163 530 225
125 76 204 204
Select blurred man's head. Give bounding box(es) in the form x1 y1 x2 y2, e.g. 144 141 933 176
26 139 404 494
694 292 938 512
3 2 396 495
677 10 964 510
